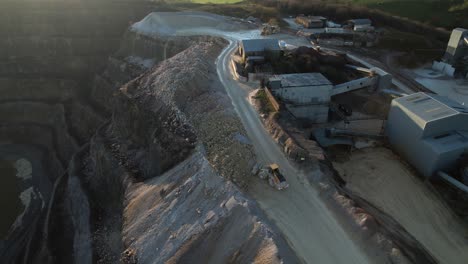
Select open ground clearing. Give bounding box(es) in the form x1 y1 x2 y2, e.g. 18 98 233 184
3 3 467 262
135 11 468 263
333 147 468 264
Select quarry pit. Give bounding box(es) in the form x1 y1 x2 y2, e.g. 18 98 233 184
1 1 467 264
0 3 299 263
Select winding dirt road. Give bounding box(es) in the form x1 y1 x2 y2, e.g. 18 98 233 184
132 12 374 263
216 40 370 264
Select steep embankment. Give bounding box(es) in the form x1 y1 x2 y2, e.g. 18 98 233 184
47 38 297 263
0 2 299 262
0 1 156 262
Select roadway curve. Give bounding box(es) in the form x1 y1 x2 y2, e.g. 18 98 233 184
130 11 373 263
216 40 371 264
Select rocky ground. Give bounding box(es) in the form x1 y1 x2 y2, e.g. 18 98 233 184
118 39 256 187
333 147 468 264
122 151 294 264
3 4 464 263
0 2 299 262
60 37 298 263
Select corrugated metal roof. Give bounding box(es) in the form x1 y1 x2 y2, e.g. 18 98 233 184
271 73 332 88
240 39 280 53
297 16 327 22
394 92 468 124
424 130 468 154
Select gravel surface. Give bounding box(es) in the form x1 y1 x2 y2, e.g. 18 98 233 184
334 147 468 264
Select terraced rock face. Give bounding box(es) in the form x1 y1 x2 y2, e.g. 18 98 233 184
60 38 293 264
0 1 154 262
0 2 297 263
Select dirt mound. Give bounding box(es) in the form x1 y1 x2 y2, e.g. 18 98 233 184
131 11 251 37
122 152 288 264
48 38 297 263
120 39 256 187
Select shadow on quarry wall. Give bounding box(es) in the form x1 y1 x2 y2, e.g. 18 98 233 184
0 1 163 262
0 2 296 264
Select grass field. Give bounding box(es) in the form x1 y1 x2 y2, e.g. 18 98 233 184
347 0 467 28
190 0 243 3
173 1 279 23
171 0 467 29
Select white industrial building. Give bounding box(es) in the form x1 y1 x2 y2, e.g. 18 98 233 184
346 19 372 27
269 73 333 122
434 28 468 77
444 28 468 65
267 69 391 123
345 19 374 32
269 73 332 103
386 92 468 178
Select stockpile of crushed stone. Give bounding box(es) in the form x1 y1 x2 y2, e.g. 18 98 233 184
81 39 298 263
120 39 256 187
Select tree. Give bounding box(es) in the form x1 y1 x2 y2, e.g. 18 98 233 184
449 0 468 11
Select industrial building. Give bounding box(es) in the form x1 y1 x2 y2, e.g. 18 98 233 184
436 28 468 78
238 39 281 61
432 28 468 77
345 19 374 32
346 19 372 27
267 69 391 123
444 28 468 65
314 32 378 47
386 92 468 178
311 18 377 47
269 73 333 122
295 16 327 29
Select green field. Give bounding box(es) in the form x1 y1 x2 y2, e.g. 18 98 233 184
190 0 243 3
172 0 467 29
346 0 467 28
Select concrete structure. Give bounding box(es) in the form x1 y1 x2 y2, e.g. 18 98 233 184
371 67 393 90
353 25 375 32
324 19 373 33
432 61 456 77
269 73 332 103
326 21 341 28
346 19 372 27
386 92 468 178
315 28 378 47
238 39 281 61
333 76 378 95
325 28 352 34
295 16 327 29
431 28 467 78
269 73 332 122
443 28 468 65
268 71 387 122
343 65 392 91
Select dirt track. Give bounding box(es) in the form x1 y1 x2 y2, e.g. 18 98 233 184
334 147 468 264
131 12 374 262
131 11 468 264
217 40 372 263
